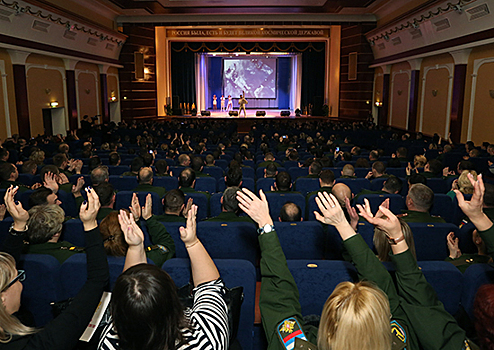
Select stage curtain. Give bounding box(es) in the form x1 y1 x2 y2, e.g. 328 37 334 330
301 48 325 111
171 42 196 107
277 57 291 109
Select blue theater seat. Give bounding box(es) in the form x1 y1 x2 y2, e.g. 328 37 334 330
336 178 371 194
265 192 305 222
407 223 459 261
288 167 309 180
62 219 85 247
194 176 217 194
109 175 138 191
163 258 256 350
355 194 406 216
153 176 179 190
462 263 494 319
274 222 326 259
184 192 209 220
202 166 224 180
294 178 320 196
430 194 453 223
256 178 275 193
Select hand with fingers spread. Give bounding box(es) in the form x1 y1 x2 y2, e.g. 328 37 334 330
4 185 29 231
314 192 348 228
357 198 403 240
344 197 359 232
57 173 70 185
118 209 144 247
129 193 141 221
236 188 273 228
142 193 153 220
182 197 193 218
455 173 492 231
43 171 59 193
71 176 85 198
180 205 198 247
447 232 461 259
79 186 100 231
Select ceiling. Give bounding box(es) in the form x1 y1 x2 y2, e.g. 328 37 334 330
107 0 379 15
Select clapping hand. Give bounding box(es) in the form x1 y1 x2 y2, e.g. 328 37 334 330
455 173 492 231
237 189 273 227
79 187 100 231
447 232 461 259
314 192 348 228
357 198 402 241
4 185 29 231
142 194 152 220
344 197 359 232
129 193 141 221
43 172 59 193
71 176 85 197
180 204 198 246
118 209 144 247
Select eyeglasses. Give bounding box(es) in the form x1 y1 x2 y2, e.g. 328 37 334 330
1 270 25 293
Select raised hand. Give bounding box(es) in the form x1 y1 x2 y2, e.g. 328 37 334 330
118 209 144 247
357 198 402 240
0 204 6 221
79 186 100 231
455 173 492 231
4 186 29 231
344 197 359 232
71 176 85 197
447 232 461 259
180 204 198 246
129 193 141 221
57 173 70 185
314 192 348 228
142 193 152 220
43 171 59 193
237 189 272 227
182 197 193 218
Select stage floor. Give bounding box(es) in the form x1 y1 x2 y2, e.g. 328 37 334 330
194 109 300 118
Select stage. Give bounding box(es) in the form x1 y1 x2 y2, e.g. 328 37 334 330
190 109 306 118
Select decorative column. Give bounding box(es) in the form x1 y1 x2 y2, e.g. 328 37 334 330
407 59 422 132
8 50 31 139
64 59 78 131
379 65 390 126
99 64 110 124
449 49 471 144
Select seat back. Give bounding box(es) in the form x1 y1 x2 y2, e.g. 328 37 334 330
153 176 179 191
195 176 217 194
109 175 138 191
184 192 209 220
256 178 275 193
430 194 453 223
274 222 325 259
407 223 459 261
356 194 406 216
336 178 371 194
265 193 306 222
462 264 494 319
294 178 320 196
202 166 224 181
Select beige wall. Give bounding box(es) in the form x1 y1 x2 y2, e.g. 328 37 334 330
75 62 100 123
0 50 16 139
26 54 66 136
389 62 411 129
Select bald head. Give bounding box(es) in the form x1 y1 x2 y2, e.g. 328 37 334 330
280 202 302 222
331 183 352 207
138 167 154 184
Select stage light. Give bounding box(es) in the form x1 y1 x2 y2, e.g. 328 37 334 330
50 101 59 108
375 101 383 107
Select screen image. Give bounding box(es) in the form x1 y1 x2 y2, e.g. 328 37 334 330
223 57 277 99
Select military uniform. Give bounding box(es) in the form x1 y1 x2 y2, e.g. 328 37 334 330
155 213 186 223
180 186 211 199
22 241 84 264
97 207 117 221
339 175 357 179
305 186 332 206
143 215 175 265
204 211 254 223
194 170 211 178
132 183 167 198
446 254 492 273
259 230 473 350
258 161 282 168
0 180 31 193
398 210 446 223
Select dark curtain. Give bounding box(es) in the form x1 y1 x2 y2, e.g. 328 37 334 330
301 49 325 109
277 57 291 109
171 43 196 107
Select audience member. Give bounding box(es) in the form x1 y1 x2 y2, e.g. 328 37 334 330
399 183 446 223
279 202 303 222
206 187 252 223
340 164 356 178
133 166 166 197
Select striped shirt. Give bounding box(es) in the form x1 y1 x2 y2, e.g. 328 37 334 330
98 279 229 350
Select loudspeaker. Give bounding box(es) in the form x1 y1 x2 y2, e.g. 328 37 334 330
201 110 211 116
229 111 238 116
134 52 144 80
280 111 291 117
256 111 266 116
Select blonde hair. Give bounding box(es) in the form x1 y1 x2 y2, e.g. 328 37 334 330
458 170 478 194
29 150 45 166
413 155 427 168
318 281 391 350
99 211 129 257
27 205 64 244
0 253 36 342
374 218 416 262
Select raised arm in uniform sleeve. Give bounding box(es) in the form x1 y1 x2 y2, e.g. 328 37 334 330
390 248 466 350
144 215 175 265
259 230 306 350
342 234 400 314
478 225 494 260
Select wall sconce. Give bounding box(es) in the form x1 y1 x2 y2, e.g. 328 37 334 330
50 101 59 108
144 67 150 74
375 101 383 107
432 89 438 97
489 90 494 99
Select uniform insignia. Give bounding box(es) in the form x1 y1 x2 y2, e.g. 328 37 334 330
390 320 407 350
277 317 307 350
463 339 480 350
147 244 168 254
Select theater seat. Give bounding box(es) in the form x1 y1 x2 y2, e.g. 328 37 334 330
355 194 406 216
430 194 453 223
109 175 138 191
407 223 459 261
294 177 320 196
256 178 275 193
265 193 305 222
153 176 179 191
274 222 326 259
163 258 256 350
462 263 494 320
194 176 217 194
184 192 209 220
336 178 371 194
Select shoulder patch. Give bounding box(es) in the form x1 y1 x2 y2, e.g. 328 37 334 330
390 320 407 350
277 317 307 350
147 244 169 254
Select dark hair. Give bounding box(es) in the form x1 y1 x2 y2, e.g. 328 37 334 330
275 171 292 191
319 169 335 185
0 147 9 160
369 151 379 161
474 284 494 350
226 166 242 187
109 152 121 166
387 158 401 168
39 165 59 182
372 161 386 175
205 154 215 165
383 176 402 194
342 152 352 161
222 187 240 212
265 163 278 177
52 153 68 168
130 157 145 173
88 156 102 172
28 187 53 208
355 158 370 168
309 161 322 176
94 182 115 207
427 159 443 176
141 153 154 167
155 159 168 175
179 168 196 188
408 173 427 186
163 189 185 213
396 147 407 158
191 156 204 172
458 160 475 173
21 160 37 175
111 264 187 350
280 202 302 222
0 163 16 181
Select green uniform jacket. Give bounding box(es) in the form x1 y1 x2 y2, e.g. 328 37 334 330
204 211 254 223
194 170 211 177
132 183 166 198
343 234 467 350
0 180 30 193
97 207 116 221
180 186 211 199
259 161 282 168
22 241 83 264
143 215 175 266
258 231 318 350
445 254 492 273
478 224 494 260
398 210 446 223
155 213 186 223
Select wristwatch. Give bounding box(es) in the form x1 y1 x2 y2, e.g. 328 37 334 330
257 224 275 235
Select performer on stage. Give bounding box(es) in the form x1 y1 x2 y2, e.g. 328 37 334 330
226 95 233 112
220 95 225 112
212 95 217 110
238 91 248 117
